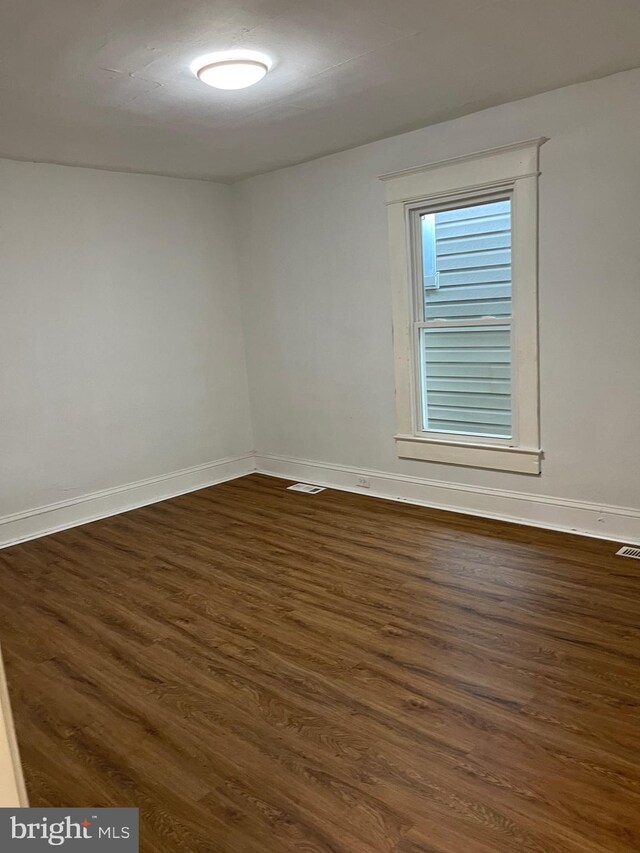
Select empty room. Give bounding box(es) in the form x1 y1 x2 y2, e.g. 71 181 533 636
1 1 640 850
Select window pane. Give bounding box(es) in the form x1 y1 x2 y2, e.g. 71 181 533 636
420 325 512 438
422 199 511 321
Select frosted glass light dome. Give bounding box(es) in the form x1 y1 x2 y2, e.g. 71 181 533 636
191 50 272 90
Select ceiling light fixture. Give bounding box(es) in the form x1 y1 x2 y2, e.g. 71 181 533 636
191 50 272 90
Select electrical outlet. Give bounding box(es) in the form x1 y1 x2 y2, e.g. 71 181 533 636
356 476 370 489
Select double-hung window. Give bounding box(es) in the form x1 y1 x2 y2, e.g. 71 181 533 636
381 139 545 473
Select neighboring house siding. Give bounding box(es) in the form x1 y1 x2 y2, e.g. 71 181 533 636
422 199 512 437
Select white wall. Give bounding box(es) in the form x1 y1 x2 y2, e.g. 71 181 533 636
0 159 253 519
2 68 639 546
236 69 640 516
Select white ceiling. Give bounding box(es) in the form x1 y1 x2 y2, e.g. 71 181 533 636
2 0 640 182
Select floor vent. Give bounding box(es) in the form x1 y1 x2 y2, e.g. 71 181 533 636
616 546 640 559
287 483 326 494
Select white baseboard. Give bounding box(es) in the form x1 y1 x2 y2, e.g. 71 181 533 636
255 453 640 546
3 451 638 550
0 454 256 550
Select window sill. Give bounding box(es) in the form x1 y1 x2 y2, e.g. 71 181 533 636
395 435 542 474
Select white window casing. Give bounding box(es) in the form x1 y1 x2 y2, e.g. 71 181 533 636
380 138 547 474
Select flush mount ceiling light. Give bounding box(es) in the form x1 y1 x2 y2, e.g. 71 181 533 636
191 50 272 90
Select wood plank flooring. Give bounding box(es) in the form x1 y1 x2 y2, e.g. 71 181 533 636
0 473 639 851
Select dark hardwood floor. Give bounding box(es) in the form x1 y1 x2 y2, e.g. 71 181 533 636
0 473 639 851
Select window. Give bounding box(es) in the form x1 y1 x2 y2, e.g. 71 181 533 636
419 197 513 438
381 139 546 473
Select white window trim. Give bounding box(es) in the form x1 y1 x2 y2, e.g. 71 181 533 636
380 138 547 475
